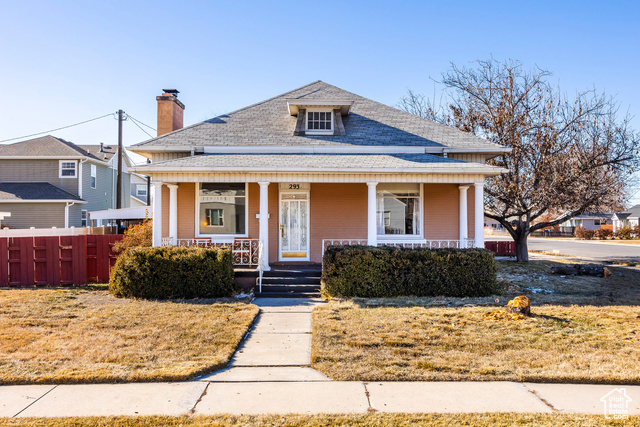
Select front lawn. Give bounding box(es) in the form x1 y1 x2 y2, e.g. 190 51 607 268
2 414 638 426
312 303 640 383
0 288 258 384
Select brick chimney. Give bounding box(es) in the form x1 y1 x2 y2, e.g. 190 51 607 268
156 89 185 136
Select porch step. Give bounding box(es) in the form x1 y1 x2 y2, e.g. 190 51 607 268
257 266 322 297
258 283 319 293
263 269 321 278
255 291 321 298
261 276 320 285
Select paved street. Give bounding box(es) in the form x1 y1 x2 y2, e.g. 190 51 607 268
488 236 640 263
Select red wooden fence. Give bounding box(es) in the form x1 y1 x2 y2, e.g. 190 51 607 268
0 235 123 287
485 240 516 257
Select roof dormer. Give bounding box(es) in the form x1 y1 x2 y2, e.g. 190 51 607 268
287 99 353 136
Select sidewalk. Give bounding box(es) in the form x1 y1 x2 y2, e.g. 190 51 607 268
1 298 639 418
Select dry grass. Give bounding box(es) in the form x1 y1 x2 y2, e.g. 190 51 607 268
0 288 258 384
345 259 640 308
313 302 640 383
2 414 638 426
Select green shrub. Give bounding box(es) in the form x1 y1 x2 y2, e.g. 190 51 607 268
109 246 235 299
574 226 595 240
321 246 497 298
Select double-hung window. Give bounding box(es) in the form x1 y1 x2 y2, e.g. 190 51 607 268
59 161 77 178
376 184 421 236
306 110 333 134
90 164 97 188
205 208 224 226
81 210 88 227
198 183 246 235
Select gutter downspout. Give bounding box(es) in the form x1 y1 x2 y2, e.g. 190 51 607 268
65 202 75 228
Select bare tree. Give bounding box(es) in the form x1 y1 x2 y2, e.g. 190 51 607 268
400 59 639 261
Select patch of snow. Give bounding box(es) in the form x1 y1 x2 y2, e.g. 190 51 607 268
525 287 554 294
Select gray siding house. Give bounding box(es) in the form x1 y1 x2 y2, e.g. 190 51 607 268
0 136 131 229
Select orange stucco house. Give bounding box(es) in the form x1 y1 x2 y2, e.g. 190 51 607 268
130 82 507 271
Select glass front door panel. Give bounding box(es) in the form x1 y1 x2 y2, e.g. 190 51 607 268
280 193 309 259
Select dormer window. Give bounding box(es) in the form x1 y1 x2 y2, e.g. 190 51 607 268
287 99 353 137
306 110 333 134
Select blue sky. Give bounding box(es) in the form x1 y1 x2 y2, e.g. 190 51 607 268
2 1 639 204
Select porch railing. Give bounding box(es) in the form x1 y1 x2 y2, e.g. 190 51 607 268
161 237 260 267
321 239 475 257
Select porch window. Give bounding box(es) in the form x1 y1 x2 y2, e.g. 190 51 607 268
198 183 246 235
376 183 421 236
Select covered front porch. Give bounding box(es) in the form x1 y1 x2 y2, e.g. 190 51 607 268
152 178 486 270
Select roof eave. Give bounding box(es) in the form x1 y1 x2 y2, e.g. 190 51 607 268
0 199 87 204
131 165 508 175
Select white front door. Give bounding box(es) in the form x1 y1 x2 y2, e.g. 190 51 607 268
279 191 310 261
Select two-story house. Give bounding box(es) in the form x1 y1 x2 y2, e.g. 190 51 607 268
0 136 131 229
130 82 508 270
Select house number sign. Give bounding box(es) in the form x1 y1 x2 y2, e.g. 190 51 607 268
279 183 310 191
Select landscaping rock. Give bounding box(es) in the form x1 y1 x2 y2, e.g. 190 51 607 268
507 296 531 316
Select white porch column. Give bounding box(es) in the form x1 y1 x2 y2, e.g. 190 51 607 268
458 185 470 246
474 181 485 248
152 181 163 247
258 181 270 271
167 183 179 245
367 182 378 246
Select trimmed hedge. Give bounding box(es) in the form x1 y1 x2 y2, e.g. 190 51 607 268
109 246 235 299
321 246 497 298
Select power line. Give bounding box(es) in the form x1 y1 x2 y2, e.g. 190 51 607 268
0 114 113 143
127 114 156 132
128 116 154 138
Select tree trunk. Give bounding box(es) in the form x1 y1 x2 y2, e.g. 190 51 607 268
513 221 530 262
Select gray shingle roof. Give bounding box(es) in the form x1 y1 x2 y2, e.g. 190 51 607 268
573 212 614 220
139 153 504 173
132 81 502 151
614 204 640 220
78 144 117 162
0 135 103 161
0 182 84 202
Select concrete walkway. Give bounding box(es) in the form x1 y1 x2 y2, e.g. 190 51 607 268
198 297 329 382
2 298 640 418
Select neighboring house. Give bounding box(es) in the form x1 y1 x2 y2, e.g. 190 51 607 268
612 205 640 232
0 136 131 229
130 173 150 207
561 212 613 231
130 82 509 268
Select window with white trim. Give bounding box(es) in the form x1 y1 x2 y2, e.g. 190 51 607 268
306 110 333 134
90 164 97 188
376 183 421 236
198 183 246 235
59 161 77 178
81 210 88 227
205 208 224 226
136 184 147 197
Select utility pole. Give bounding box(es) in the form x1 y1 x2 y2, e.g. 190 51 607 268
116 110 123 210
